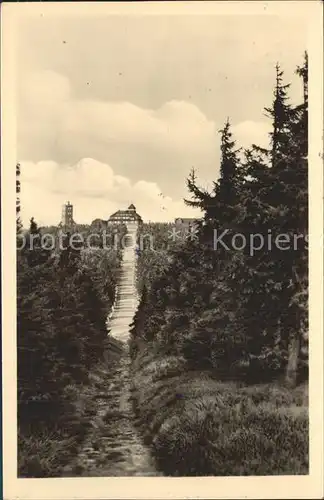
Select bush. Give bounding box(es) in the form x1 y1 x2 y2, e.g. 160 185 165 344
18 428 79 477
153 400 308 476
131 351 309 476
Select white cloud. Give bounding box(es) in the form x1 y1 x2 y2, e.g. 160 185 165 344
19 70 216 158
60 98 216 153
19 158 202 227
232 120 270 150
18 71 276 226
21 70 71 110
18 70 220 202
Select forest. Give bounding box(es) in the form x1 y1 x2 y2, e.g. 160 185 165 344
130 56 309 475
16 54 308 476
16 198 126 475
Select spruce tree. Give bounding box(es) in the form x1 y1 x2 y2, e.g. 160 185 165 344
185 120 241 251
59 231 82 274
237 60 308 384
265 63 292 169
185 120 240 221
284 53 308 386
216 119 241 218
30 217 39 235
16 163 22 233
25 218 50 268
185 168 211 211
130 57 309 388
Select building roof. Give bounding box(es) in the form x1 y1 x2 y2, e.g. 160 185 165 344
175 217 198 223
128 203 136 210
109 210 140 218
108 206 143 223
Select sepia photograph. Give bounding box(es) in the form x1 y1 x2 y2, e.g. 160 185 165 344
1 1 323 499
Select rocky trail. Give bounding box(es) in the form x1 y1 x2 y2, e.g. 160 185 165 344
62 224 159 477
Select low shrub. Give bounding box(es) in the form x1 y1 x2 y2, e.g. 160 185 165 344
18 428 79 477
153 401 308 476
131 352 309 476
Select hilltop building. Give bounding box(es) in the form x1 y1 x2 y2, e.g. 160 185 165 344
174 217 199 230
108 204 143 225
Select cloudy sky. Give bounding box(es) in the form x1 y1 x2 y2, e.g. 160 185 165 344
16 7 308 226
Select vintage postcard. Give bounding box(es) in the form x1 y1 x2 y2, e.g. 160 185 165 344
1 1 323 499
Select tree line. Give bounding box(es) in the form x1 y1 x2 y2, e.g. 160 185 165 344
131 54 308 387
16 180 125 476
128 54 309 477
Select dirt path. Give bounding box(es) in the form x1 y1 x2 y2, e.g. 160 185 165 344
62 350 158 477
62 223 159 477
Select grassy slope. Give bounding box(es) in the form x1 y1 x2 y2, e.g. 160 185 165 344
130 347 308 476
18 339 123 478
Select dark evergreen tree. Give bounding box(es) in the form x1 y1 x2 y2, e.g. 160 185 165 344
214 119 241 220
24 218 50 268
185 120 241 254
59 231 82 274
185 168 211 211
284 52 308 386
185 120 241 226
132 57 308 386
16 163 22 233
17 220 123 475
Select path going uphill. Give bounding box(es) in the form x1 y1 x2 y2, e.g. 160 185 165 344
62 223 159 477
107 224 139 343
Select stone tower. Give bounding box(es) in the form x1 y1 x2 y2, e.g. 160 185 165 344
61 201 74 227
